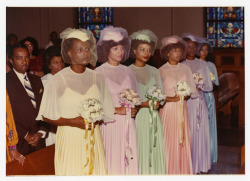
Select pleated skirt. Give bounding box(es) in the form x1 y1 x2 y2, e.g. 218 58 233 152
100 114 139 175
55 125 107 175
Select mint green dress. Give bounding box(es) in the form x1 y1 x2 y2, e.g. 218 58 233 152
129 64 166 175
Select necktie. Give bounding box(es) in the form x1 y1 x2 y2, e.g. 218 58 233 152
24 75 36 108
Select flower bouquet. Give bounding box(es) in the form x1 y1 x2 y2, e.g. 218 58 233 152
193 73 205 131
175 81 191 145
119 88 141 108
78 98 104 174
175 81 191 98
145 85 166 161
118 89 141 167
193 72 205 90
145 84 166 106
210 72 215 81
78 98 104 123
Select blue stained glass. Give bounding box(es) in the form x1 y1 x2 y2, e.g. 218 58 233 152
218 21 244 48
219 7 243 21
207 22 218 47
79 7 113 24
78 7 113 39
79 24 109 39
207 7 218 20
206 7 244 48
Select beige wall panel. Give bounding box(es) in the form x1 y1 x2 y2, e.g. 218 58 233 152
172 7 204 37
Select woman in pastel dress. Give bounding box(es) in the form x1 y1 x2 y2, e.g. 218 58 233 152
95 26 139 175
159 35 197 174
181 33 213 174
128 30 166 175
197 38 219 163
36 28 115 175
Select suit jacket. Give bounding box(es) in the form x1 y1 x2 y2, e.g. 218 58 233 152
6 70 48 155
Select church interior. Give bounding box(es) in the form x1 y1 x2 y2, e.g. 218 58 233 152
6 7 245 175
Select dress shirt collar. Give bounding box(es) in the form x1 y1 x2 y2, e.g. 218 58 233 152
13 68 28 86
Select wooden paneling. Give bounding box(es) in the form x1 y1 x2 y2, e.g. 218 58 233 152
214 49 244 128
6 145 55 176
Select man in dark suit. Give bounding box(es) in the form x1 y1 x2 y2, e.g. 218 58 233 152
6 43 48 156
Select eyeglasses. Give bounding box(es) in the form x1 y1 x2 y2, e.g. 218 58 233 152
25 44 33 47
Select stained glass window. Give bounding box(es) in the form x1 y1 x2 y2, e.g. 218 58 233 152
78 7 113 39
206 7 244 48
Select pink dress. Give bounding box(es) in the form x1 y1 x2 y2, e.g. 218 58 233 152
95 62 139 175
159 62 197 174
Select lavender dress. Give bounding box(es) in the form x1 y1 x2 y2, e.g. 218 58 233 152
182 58 213 174
95 62 139 175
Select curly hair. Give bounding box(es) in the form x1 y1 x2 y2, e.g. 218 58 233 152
20 36 39 56
97 38 130 63
129 39 156 58
160 42 187 61
43 46 62 74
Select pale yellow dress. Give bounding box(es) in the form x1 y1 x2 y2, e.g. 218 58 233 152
37 67 115 175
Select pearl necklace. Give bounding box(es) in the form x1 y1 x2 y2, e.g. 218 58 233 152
167 62 179 70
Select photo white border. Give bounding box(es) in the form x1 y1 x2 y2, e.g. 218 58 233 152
1 1 249 181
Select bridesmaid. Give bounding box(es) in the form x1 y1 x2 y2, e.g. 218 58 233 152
159 35 197 174
95 26 139 175
182 33 213 174
129 30 166 174
197 38 219 163
36 28 115 175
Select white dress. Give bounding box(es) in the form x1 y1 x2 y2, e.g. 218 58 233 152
37 67 115 175
41 73 55 146
41 73 53 87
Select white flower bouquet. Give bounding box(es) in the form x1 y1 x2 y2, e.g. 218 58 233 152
193 72 205 85
78 98 104 123
193 72 205 90
145 85 166 105
175 81 191 97
119 88 141 108
175 81 191 145
210 72 215 81
78 98 104 172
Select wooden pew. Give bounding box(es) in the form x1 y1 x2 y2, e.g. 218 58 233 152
6 144 55 176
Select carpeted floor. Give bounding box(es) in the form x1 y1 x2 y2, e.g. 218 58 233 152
204 114 245 175
207 146 242 174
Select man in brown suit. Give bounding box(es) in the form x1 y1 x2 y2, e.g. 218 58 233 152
6 44 48 156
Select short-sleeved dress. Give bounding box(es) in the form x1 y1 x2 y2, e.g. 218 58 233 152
37 67 115 175
95 62 139 175
182 58 212 174
204 61 219 163
129 64 166 175
159 62 197 174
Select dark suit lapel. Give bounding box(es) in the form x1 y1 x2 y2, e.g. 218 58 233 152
9 71 36 111
27 74 43 112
